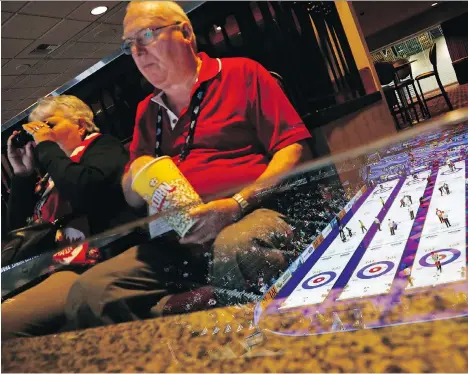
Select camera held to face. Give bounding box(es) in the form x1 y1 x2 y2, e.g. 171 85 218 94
11 131 33 149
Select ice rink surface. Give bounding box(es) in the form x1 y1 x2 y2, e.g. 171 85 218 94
281 159 466 309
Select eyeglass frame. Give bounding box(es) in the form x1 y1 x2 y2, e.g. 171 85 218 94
121 21 182 55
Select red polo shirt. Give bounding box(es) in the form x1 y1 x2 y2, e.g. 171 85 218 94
128 52 311 201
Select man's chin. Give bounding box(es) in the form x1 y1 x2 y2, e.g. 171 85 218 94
146 76 167 90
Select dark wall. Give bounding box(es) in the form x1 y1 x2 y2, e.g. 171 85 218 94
191 1 365 115
442 12 468 84
364 2 468 51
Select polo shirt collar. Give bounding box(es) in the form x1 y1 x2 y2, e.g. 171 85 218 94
197 52 222 84
151 52 222 109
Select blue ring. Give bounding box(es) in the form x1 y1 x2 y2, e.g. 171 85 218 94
373 186 392 195
419 248 461 267
301 271 336 289
441 168 460 176
357 261 395 279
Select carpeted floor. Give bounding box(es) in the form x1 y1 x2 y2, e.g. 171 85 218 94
399 83 468 128
424 83 468 117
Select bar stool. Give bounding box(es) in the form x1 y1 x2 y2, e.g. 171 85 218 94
374 62 411 128
415 43 454 117
393 58 429 121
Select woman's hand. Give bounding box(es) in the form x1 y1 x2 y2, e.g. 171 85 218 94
23 121 56 144
7 131 35 176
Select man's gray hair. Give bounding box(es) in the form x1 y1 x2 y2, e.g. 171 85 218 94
29 95 100 133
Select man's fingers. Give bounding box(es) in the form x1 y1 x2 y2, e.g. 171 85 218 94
188 218 205 233
181 217 217 244
180 230 212 245
180 220 206 244
188 205 206 218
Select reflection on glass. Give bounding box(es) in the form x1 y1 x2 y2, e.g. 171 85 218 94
2 113 468 346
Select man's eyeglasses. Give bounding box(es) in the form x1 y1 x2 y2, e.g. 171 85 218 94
121 21 181 55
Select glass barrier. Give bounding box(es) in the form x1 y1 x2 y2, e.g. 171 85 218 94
2 109 467 355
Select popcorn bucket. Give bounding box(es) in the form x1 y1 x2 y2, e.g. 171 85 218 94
132 156 202 237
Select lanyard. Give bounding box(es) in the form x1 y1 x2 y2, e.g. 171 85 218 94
154 82 208 163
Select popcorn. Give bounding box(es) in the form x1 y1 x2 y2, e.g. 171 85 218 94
132 156 203 238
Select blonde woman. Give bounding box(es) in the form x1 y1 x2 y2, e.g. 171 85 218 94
2 95 130 339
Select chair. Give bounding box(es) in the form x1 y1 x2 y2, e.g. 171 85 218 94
393 58 429 122
374 62 411 128
415 43 454 116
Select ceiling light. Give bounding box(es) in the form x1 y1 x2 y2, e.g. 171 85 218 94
91 6 108 15
15 64 31 73
431 2 438 6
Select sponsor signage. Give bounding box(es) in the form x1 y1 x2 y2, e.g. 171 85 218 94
344 201 353 213
300 246 314 262
313 234 324 249
275 270 292 290
338 209 346 219
322 224 332 238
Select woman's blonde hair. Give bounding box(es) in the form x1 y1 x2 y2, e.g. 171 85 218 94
29 95 100 133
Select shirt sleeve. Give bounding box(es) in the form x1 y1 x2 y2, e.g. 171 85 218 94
247 60 312 155
36 135 129 212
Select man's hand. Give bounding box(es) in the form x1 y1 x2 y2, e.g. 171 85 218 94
122 155 155 208
23 121 56 144
128 155 156 180
179 198 241 245
7 131 35 176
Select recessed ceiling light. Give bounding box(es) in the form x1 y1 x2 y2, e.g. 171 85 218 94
91 6 108 15
431 2 438 6
15 63 31 72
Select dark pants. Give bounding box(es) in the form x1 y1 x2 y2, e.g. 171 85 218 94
438 216 444 223
1 271 80 340
376 224 381 231
436 261 442 271
339 230 346 241
390 227 395 235
361 226 367 233
410 211 414 220
65 209 294 329
444 218 451 227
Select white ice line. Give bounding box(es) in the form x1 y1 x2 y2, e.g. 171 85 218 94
338 171 431 300
280 179 400 309
407 160 466 290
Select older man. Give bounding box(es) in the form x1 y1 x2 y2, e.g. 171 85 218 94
66 1 312 327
